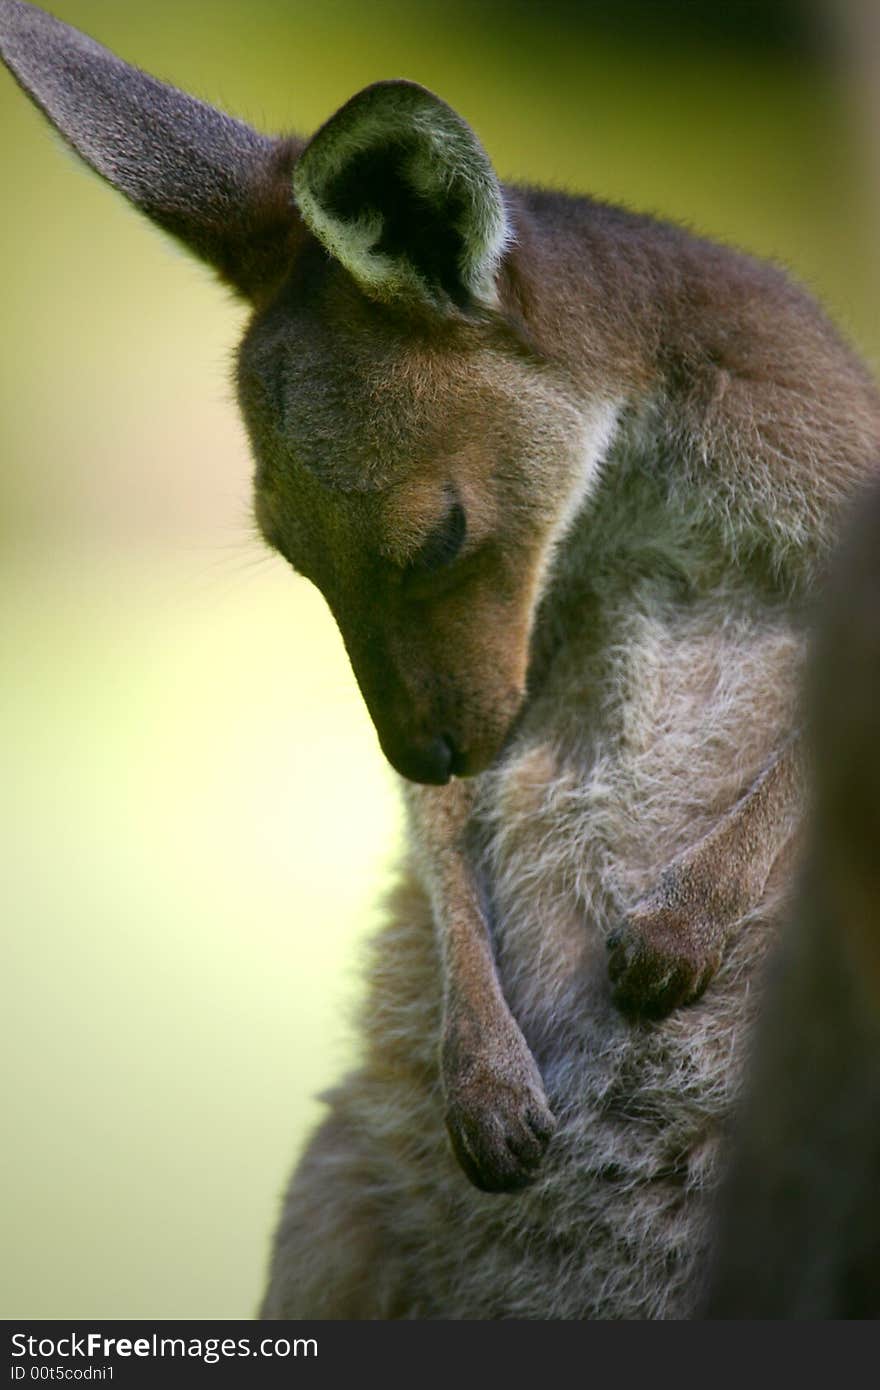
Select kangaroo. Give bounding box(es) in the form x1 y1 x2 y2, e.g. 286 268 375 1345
2 0 878 1320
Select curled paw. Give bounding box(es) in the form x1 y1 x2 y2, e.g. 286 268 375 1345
606 895 722 1019
442 1027 556 1193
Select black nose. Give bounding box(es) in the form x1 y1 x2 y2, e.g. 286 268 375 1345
387 733 456 785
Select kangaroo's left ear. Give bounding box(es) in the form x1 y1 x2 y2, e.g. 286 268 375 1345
0 0 303 302
293 80 511 313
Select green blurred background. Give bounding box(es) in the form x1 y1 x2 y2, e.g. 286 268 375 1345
1 0 877 1319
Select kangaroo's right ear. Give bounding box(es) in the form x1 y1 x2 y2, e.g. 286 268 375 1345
293 80 511 314
0 0 303 301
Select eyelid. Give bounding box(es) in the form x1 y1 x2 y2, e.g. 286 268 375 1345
405 500 467 575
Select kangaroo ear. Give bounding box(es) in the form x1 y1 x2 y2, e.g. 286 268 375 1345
0 0 303 300
293 80 511 313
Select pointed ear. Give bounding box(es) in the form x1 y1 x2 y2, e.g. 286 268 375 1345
293 80 511 313
0 0 303 301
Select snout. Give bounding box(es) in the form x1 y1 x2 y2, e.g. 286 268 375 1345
385 732 456 785
340 616 528 785
378 715 520 785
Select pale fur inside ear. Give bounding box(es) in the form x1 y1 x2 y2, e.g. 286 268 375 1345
293 80 511 309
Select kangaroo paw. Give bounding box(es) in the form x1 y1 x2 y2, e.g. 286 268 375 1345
607 894 722 1020
442 1016 556 1193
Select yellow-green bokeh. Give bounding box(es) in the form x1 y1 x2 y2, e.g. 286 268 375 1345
2 0 877 1319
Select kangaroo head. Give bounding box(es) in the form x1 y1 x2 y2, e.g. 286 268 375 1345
0 3 608 783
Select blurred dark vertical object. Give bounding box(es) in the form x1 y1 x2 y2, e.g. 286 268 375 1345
703 481 880 1319
703 0 880 1321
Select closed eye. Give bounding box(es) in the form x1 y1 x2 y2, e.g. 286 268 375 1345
405 500 467 576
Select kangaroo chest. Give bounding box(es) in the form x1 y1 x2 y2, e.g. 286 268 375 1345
473 583 804 1034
